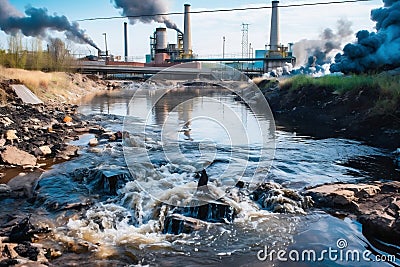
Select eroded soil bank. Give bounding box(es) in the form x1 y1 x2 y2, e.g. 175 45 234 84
260 78 400 150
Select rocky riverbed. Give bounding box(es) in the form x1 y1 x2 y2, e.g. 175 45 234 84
0 82 105 181
0 77 127 266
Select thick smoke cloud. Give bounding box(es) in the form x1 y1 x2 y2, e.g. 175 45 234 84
330 0 400 73
111 0 182 33
293 19 353 68
0 0 99 50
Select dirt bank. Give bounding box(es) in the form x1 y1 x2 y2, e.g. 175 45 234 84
0 67 117 104
259 77 400 150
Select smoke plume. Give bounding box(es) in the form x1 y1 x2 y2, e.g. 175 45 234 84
330 0 400 73
111 0 182 33
0 0 99 50
293 18 354 69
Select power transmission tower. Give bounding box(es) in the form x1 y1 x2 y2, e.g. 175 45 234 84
241 23 249 59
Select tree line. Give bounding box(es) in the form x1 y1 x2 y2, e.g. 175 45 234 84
0 34 75 72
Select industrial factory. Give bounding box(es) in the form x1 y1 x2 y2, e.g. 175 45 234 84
87 1 295 76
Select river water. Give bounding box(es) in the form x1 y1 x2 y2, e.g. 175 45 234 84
9 84 400 266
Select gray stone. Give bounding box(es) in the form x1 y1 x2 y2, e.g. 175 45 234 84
0 184 11 197
56 145 79 160
7 171 43 198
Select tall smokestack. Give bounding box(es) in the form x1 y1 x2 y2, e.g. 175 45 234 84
124 22 128 62
183 4 192 57
269 1 280 51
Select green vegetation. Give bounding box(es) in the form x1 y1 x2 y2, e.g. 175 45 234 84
281 74 400 115
0 34 75 72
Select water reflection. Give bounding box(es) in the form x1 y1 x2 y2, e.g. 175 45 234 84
72 86 400 266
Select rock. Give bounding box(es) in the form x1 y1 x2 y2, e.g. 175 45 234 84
306 183 381 207
88 138 98 147
1 146 37 166
7 171 43 198
8 217 35 243
1 243 19 259
0 116 14 126
63 116 72 123
5 130 18 143
73 127 89 133
306 182 400 244
38 146 51 156
88 127 105 135
252 182 313 214
44 248 62 259
332 189 355 205
163 214 210 234
0 259 19 266
56 145 79 160
14 242 40 261
0 184 11 197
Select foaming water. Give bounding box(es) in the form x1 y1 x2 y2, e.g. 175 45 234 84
26 86 399 266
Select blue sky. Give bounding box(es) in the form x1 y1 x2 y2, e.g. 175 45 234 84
0 0 382 63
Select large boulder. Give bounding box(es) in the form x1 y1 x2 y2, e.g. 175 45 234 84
306 182 400 244
7 171 43 198
1 146 37 166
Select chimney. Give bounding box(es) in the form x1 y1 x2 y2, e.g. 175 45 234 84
183 4 192 57
269 1 279 51
124 22 128 62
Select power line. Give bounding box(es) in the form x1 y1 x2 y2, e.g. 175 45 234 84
76 0 373 22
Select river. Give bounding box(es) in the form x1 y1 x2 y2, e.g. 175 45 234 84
5 82 399 266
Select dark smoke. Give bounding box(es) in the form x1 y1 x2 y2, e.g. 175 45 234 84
111 0 182 33
0 0 99 50
330 0 400 73
293 19 353 68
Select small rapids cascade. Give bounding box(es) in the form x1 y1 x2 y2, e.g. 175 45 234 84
26 110 313 265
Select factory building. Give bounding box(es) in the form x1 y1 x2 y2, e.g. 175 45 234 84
90 1 295 76
147 4 193 66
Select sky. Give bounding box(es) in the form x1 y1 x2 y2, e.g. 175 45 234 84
0 0 382 63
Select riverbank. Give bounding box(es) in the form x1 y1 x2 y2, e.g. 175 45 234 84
0 68 116 182
0 68 121 265
258 74 400 150
0 66 116 104
257 74 400 246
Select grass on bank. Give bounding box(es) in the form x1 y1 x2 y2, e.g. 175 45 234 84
279 74 400 115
